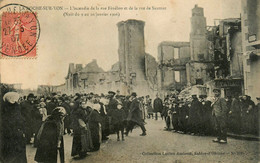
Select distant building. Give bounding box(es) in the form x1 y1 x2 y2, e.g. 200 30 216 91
241 0 260 101
65 59 118 95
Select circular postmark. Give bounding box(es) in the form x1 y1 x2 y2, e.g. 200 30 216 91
0 3 40 57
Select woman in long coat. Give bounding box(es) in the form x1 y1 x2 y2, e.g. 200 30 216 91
87 104 103 151
71 100 91 158
1 92 27 163
34 107 66 163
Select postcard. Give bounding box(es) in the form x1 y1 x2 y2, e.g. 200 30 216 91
0 0 259 162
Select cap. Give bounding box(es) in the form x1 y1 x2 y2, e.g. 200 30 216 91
213 88 221 93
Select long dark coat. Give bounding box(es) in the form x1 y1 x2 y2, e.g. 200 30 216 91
107 98 118 116
71 107 88 157
178 105 189 131
188 98 202 125
20 100 34 142
46 101 57 115
112 109 126 131
99 102 110 138
228 98 241 133
1 102 27 163
127 98 143 125
123 99 131 118
153 98 163 113
88 109 102 151
61 102 71 131
34 118 64 163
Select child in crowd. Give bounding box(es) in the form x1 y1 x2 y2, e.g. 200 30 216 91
113 102 126 141
39 102 48 121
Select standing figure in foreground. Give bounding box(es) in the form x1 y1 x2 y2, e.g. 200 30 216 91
153 94 163 120
113 102 126 141
1 92 27 163
126 92 147 136
211 89 228 144
35 107 66 163
71 100 90 159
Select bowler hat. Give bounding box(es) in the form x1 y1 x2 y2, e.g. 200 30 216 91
130 92 137 97
108 91 116 95
27 93 34 99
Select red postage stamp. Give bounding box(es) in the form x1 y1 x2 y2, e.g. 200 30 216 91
1 4 40 58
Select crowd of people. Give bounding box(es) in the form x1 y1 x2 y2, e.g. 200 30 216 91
155 89 260 143
0 88 259 162
0 91 147 163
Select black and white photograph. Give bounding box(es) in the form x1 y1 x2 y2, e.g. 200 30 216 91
0 0 259 162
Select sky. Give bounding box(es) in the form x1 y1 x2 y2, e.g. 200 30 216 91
0 0 241 89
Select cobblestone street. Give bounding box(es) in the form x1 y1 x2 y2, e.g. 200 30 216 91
26 119 260 163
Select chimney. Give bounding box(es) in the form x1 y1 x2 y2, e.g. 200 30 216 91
69 63 75 73
92 59 97 63
76 64 83 72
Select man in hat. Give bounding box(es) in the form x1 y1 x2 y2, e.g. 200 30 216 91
107 91 117 114
153 93 163 120
126 92 147 136
212 89 228 144
107 91 118 133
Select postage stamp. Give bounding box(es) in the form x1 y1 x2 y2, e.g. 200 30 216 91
0 4 40 58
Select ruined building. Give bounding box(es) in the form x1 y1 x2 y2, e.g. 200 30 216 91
157 41 190 93
62 20 157 96
207 18 244 97
158 5 245 98
187 5 214 86
241 0 260 101
158 5 214 96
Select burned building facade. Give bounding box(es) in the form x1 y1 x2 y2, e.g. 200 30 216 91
158 5 214 96
157 41 190 93
208 18 244 97
241 0 260 102
158 5 245 98
187 5 214 86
